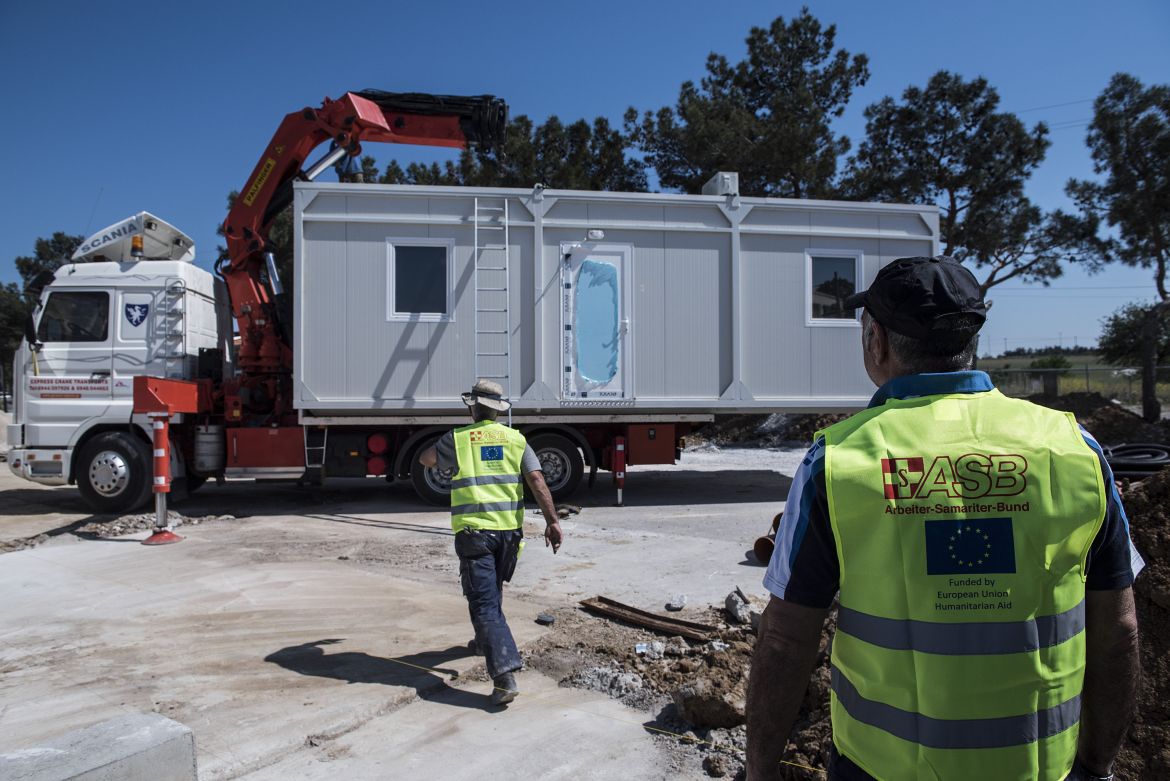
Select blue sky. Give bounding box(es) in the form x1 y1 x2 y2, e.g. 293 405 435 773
1 0 1167 353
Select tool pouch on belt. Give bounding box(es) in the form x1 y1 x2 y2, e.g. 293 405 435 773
501 537 524 582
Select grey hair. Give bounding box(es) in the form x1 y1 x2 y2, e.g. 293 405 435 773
865 312 981 374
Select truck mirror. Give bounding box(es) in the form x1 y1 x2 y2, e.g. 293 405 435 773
24 311 41 350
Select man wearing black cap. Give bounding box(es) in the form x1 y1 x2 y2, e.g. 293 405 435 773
745 257 1143 781
419 379 563 706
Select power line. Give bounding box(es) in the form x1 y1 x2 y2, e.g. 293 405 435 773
1010 98 1094 114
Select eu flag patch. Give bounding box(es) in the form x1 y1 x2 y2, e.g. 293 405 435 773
480 445 504 462
925 518 1016 575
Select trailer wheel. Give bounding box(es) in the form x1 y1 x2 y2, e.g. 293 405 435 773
410 437 456 506
528 434 584 499
76 432 152 514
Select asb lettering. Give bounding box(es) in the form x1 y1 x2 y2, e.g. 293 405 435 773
882 454 1027 500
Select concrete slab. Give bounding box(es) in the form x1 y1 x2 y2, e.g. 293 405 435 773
0 713 196 781
246 669 679 780
0 445 805 779
0 519 546 779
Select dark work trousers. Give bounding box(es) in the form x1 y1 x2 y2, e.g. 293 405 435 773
454 528 524 679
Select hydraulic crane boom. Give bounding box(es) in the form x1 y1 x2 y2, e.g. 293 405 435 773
219 90 507 420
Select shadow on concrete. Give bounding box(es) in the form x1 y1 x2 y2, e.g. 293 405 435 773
0 487 92 516
739 548 767 567
302 513 454 538
571 469 789 508
264 639 496 711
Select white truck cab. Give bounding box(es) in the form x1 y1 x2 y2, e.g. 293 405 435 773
7 213 230 511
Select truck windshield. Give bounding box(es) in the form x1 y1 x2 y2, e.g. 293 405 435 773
37 291 109 343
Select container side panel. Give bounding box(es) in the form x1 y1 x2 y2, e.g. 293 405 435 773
661 204 731 229
661 232 729 399
816 210 881 236
878 213 934 237
301 221 349 401
806 236 875 399
538 240 564 398
514 229 536 396
740 234 812 398
742 207 813 231
422 222 474 399
586 202 666 228
341 221 395 401
810 326 871 398
543 200 589 226
631 237 666 398
345 193 429 217
303 193 350 216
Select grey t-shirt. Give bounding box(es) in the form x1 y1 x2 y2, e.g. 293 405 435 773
434 430 541 475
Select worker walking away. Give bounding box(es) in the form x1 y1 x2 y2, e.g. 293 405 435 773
745 256 1144 781
419 379 563 706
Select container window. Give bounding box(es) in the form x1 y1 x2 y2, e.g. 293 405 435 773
809 255 858 321
390 244 449 317
575 259 620 384
37 291 109 342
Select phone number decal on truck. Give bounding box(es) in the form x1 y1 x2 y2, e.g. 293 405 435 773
29 377 110 397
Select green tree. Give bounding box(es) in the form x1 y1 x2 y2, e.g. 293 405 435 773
1098 303 1170 366
843 71 1059 293
0 282 27 408
1068 73 1170 420
625 7 868 197
381 114 647 191
14 232 84 288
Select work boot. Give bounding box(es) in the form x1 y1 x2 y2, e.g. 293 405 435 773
489 672 519 706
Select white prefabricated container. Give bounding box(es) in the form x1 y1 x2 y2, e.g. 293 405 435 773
291 180 939 418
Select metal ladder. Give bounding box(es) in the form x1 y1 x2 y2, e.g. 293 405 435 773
303 426 328 482
472 196 513 424
161 279 187 378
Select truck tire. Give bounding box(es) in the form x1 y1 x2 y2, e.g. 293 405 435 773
76 432 152 514
528 434 584 499
410 436 456 506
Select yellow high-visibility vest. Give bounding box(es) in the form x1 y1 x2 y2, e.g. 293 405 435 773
818 389 1106 780
450 421 527 533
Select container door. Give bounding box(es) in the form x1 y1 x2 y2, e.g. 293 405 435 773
561 243 631 401
25 289 113 447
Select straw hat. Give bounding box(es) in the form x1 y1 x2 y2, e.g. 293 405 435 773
461 379 511 411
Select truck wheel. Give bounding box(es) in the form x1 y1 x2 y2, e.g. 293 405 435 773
528 434 584 499
410 437 456 506
76 432 152 514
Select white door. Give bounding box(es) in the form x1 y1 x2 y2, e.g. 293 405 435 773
111 288 166 411
561 243 631 401
25 289 113 447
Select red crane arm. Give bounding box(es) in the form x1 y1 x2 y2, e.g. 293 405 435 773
219 91 506 397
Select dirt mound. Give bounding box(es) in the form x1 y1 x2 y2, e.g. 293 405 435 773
1114 472 1170 777
528 600 837 779
76 511 236 538
1029 392 1170 446
689 414 849 449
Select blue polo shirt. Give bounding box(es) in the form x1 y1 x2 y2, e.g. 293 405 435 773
765 370 1145 608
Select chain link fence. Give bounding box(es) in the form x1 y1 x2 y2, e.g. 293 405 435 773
986 365 1170 406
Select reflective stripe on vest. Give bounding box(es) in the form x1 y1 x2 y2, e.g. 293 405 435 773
450 421 526 533
818 389 1107 781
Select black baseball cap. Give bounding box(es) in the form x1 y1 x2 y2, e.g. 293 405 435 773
843 255 988 340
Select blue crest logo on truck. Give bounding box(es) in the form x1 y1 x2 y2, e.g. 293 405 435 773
125 303 149 327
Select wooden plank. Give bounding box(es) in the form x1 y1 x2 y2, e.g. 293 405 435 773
578 596 717 642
